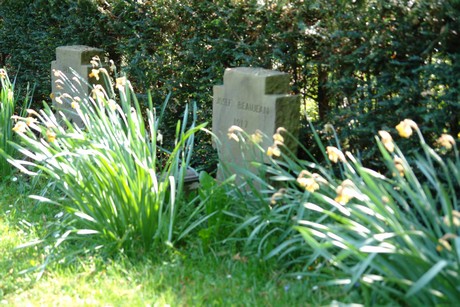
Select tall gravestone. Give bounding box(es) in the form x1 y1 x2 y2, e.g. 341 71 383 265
213 67 300 180
51 45 106 126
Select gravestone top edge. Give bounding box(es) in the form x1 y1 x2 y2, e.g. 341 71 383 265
56 45 103 53
55 45 105 66
225 67 289 77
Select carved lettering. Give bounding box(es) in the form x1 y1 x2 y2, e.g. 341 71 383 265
233 117 248 128
237 101 270 115
215 97 232 106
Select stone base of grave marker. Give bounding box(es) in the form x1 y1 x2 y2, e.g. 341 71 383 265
212 67 300 182
51 45 107 126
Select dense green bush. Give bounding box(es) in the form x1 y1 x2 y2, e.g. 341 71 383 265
316 0 460 162
1 0 459 171
0 0 320 169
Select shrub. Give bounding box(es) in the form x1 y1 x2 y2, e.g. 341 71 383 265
6 68 207 256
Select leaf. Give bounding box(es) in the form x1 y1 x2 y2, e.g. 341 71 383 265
405 260 448 298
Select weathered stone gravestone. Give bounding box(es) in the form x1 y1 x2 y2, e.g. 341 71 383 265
51 45 106 126
213 67 300 180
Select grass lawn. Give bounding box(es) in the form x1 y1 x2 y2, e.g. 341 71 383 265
0 178 357 306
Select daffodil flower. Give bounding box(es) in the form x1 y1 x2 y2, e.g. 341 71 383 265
251 130 263 144
437 134 455 150
378 130 394 153
13 121 27 133
267 145 281 157
326 146 345 163
335 179 356 204
273 133 284 144
46 130 57 143
395 119 418 138
297 170 320 193
393 156 405 177
89 69 100 81
116 77 127 91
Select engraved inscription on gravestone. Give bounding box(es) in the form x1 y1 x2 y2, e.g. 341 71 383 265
212 67 300 180
51 45 106 126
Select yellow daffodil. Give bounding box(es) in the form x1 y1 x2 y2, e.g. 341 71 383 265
12 121 27 133
393 156 405 177
276 127 287 134
107 99 117 111
228 132 239 142
228 125 243 142
54 79 64 90
90 56 100 68
437 134 455 150
437 233 457 252
52 69 62 77
251 130 263 144
335 179 356 204
71 101 80 109
270 188 286 205
273 132 284 144
0 69 6 79
46 130 57 143
443 211 460 227
116 76 127 91
7 89 13 101
25 117 37 127
55 95 63 104
267 145 281 157
378 130 394 153
297 175 320 193
228 125 243 133
91 84 105 100
297 170 321 192
395 119 418 138
89 69 100 81
326 146 345 163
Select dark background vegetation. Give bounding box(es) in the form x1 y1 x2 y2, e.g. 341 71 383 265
1 0 459 169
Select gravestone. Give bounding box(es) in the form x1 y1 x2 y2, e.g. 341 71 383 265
51 45 106 126
212 67 300 180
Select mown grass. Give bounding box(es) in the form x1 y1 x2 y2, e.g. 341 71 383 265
0 177 358 306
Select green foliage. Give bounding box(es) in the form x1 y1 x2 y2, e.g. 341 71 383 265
315 0 460 162
225 119 459 304
0 69 30 180
1 0 459 169
6 70 207 255
294 123 460 304
0 70 15 178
